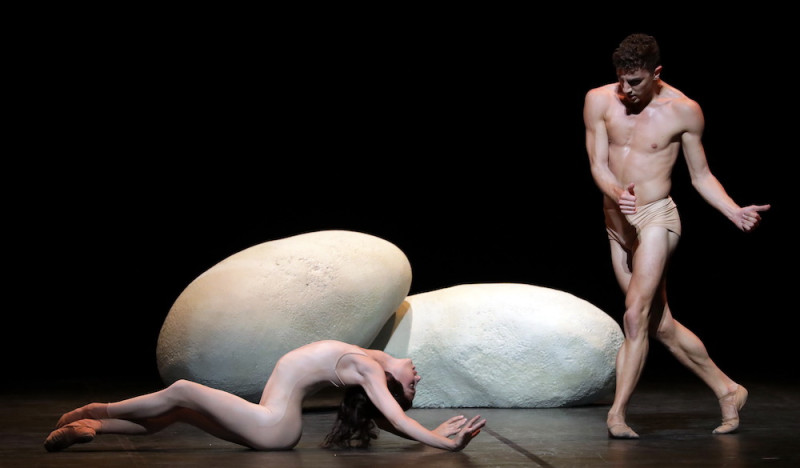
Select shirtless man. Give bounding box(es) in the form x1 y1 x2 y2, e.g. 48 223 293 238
45 340 485 451
584 33 770 439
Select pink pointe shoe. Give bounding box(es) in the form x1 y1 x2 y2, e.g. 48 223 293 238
44 421 96 452
56 403 108 428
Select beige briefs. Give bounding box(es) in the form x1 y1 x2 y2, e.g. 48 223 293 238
605 196 681 251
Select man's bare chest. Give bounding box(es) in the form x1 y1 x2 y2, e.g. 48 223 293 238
606 110 679 153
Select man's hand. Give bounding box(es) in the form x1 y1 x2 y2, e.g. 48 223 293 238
736 204 771 232
619 183 637 214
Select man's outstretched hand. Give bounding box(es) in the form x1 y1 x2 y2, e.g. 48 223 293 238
737 204 771 232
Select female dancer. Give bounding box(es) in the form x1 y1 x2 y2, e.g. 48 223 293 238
45 339 486 452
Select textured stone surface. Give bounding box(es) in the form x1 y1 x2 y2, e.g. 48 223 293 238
375 283 623 408
157 230 412 401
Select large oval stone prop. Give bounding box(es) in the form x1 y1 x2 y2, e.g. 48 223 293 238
157 230 412 401
376 283 623 408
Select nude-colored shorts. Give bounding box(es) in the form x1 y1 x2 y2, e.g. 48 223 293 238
605 196 681 250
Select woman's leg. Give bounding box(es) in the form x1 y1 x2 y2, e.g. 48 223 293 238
45 380 303 451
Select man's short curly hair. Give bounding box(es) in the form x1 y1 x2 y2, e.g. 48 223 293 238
612 33 660 74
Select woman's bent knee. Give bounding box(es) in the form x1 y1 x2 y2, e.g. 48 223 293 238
163 379 205 405
168 379 201 393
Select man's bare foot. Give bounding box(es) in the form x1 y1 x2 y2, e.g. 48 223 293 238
713 384 748 435
44 420 99 452
607 422 640 439
607 413 639 439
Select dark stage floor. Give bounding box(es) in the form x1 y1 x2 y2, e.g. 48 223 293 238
3 376 799 467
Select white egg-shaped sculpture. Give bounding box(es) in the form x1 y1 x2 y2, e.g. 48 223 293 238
157 230 412 401
376 283 622 408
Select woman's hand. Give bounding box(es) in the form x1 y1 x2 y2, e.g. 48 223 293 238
449 415 486 452
433 415 468 437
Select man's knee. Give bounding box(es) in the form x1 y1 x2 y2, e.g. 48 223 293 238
622 308 650 339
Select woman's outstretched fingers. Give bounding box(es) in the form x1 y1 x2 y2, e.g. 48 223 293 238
434 415 467 437
466 414 486 436
451 414 486 450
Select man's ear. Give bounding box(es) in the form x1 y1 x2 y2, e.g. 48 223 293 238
653 65 663 80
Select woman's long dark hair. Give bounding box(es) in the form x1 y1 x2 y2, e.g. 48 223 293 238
321 371 412 449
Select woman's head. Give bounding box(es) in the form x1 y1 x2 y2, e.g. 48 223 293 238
385 371 413 411
385 357 421 404
321 371 414 449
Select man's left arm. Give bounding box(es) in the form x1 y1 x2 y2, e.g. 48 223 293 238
680 99 770 232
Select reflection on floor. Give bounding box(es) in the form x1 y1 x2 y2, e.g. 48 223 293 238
3 375 799 467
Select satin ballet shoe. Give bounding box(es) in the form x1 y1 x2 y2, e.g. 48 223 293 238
56 403 108 428
713 385 748 435
607 422 640 439
44 421 96 452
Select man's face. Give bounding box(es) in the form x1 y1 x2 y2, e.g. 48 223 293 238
616 68 657 105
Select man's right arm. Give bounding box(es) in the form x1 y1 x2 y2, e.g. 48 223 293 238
584 89 625 204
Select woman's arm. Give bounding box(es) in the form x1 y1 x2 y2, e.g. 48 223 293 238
375 415 472 440
355 360 485 451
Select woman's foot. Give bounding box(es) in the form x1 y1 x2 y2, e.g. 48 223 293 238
56 403 108 428
713 384 748 434
44 420 99 452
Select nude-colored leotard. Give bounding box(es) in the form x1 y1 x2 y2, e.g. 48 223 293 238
329 351 368 387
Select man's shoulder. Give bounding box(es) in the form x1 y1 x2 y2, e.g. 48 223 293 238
587 83 617 95
657 83 698 107
586 83 618 101
585 84 617 109
657 87 702 119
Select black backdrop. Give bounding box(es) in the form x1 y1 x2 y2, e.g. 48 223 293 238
10 12 793 387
